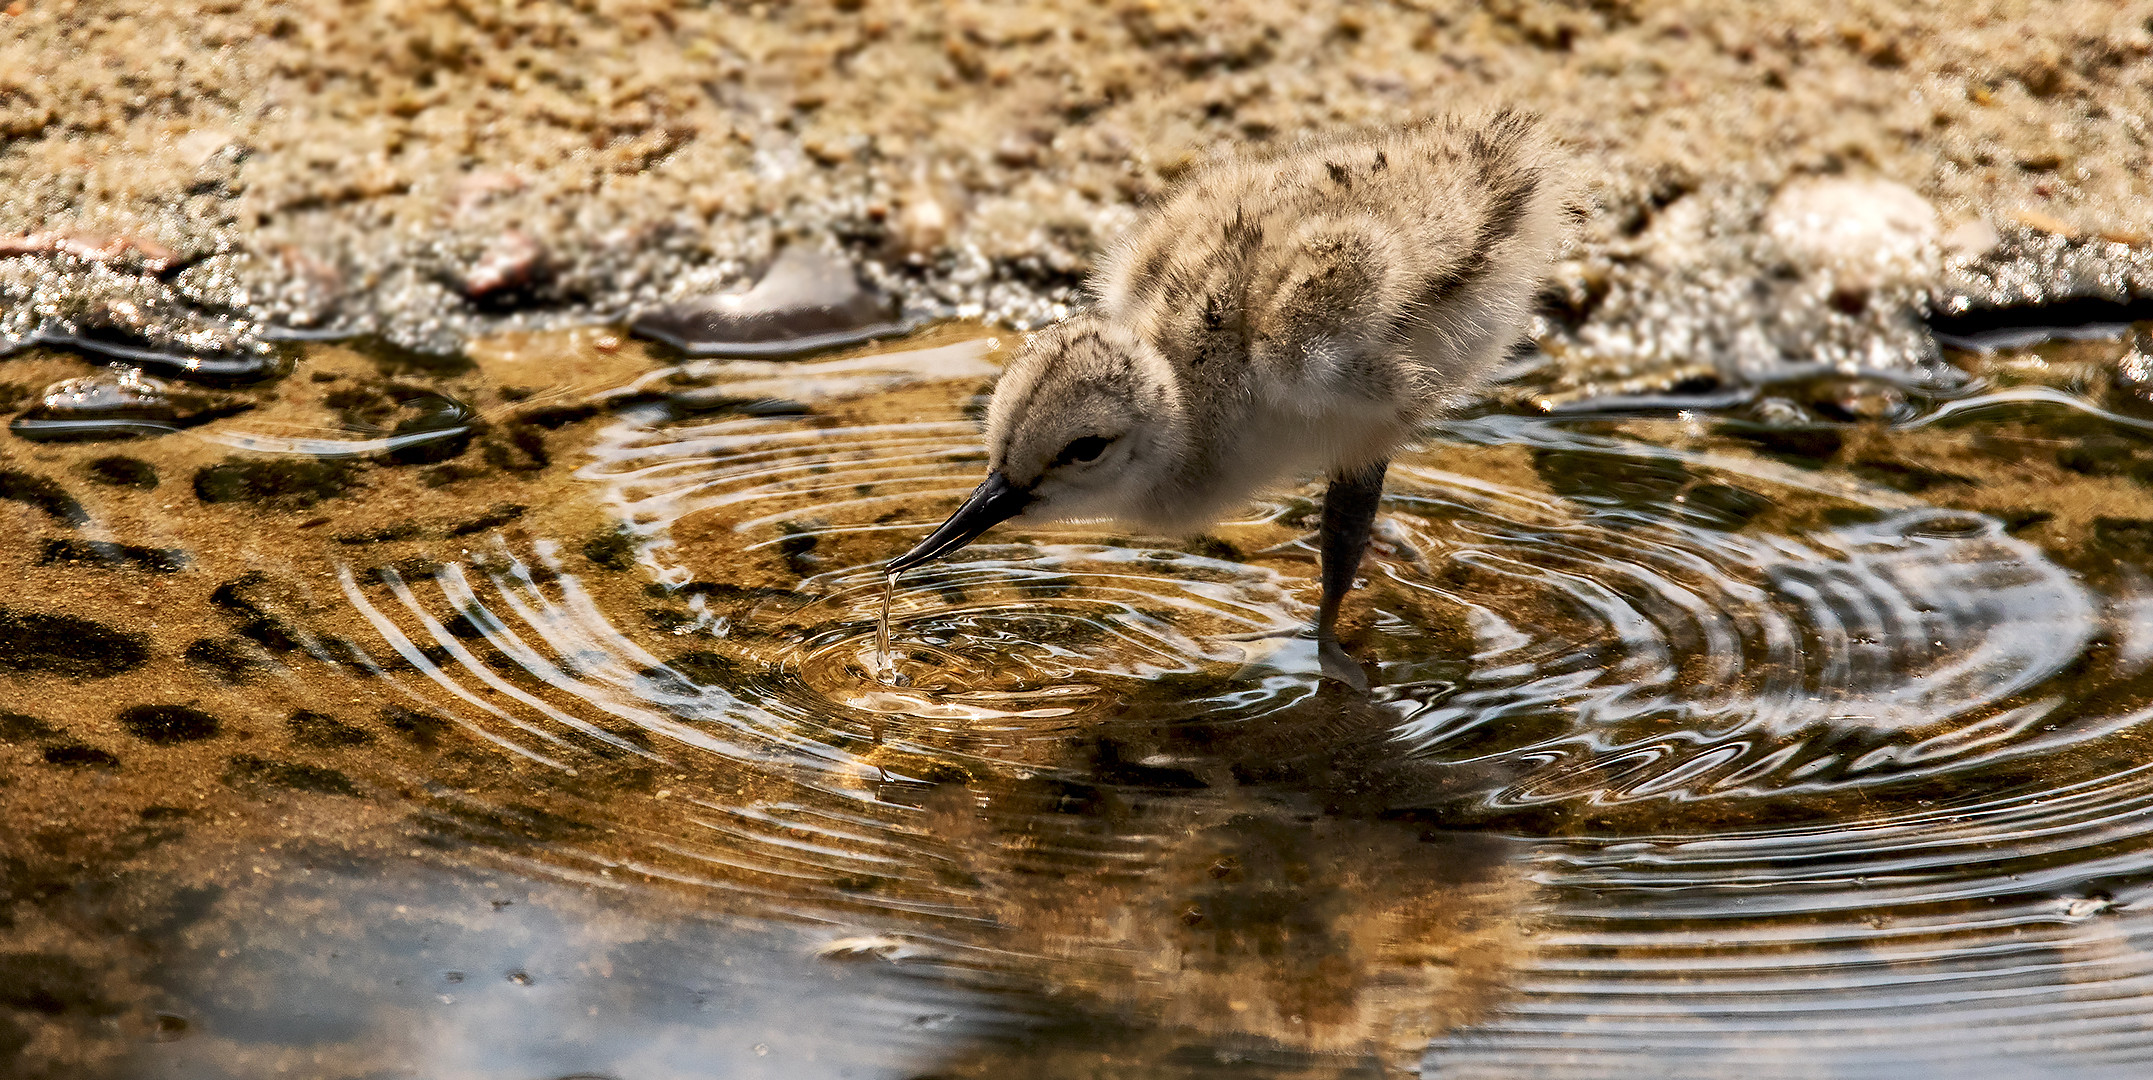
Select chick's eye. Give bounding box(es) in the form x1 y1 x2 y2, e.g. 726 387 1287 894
1058 435 1112 465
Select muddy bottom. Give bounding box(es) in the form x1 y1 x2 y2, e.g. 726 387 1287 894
6 325 2153 1078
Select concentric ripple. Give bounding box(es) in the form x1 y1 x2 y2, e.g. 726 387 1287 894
1371 417 2114 810
54 329 2153 1075
786 548 1288 721
557 338 2134 816
516 333 2153 1073
573 337 1325 753
1423 757 2153 1079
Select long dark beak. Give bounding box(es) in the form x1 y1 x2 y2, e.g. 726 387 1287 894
887 471 1033 575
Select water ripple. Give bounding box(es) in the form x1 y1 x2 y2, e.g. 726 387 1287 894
160 330 2153 1073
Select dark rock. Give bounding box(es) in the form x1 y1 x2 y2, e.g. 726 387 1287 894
669 651 743 684
415 799 593 846
323 384 391 426
775 520 821 574
117 705 223 744
351 558 445 587
379 706 450 749
0 712 58 742
1726 424 1845 463
438 612 488 640
419 463 484 488
37 538 187 573
41 743 120 770
630 246 904 357
209 572 308 654
0 469 87 526
2093 517 2153 559
334 523 425 545
194 457 357 510
446 502 525 536
519 402 602 428
582 526 636 570
81 455 159 489
323 383 477 465
0 609 151 678
346 336 476 379
222 755 362 797
1183 535 1242 561
182 638 260 683
639 650 743 695
9 366 250 442
480 422 549 472
1846 459 1978 494
0 1011 25 1062
286 710 375 749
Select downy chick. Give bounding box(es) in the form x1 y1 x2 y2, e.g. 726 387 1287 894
890 110 1574 685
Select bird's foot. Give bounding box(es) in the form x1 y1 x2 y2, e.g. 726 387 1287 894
1316 634 1372 692
1213 629 1376 691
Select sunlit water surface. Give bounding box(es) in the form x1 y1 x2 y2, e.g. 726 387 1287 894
5 327 2153 1078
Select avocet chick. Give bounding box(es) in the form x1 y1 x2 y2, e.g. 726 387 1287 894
889 110 1572 686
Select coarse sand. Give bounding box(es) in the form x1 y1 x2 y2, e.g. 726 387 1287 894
3 0 2152 388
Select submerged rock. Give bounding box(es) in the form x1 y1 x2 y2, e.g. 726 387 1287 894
193 457 359 510
81 456 160 489
37 538 189 573
10 366 251 442
631 247 904 358
0 468 87 525
117 704 223 744
0 609 152 679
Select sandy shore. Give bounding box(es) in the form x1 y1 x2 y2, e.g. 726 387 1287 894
3 0 2151 386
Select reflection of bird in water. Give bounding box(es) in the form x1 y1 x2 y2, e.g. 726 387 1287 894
888 110 1573 687
914 778 1531 1076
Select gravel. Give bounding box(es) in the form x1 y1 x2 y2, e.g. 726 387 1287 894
2 0 2150 389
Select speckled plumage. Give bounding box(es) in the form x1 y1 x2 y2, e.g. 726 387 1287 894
888 110 1574 684
986 110 1574 534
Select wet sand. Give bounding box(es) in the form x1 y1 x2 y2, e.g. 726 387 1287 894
4 0 2151 380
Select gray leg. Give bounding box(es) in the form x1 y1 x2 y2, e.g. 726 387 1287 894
1315 460 1388 690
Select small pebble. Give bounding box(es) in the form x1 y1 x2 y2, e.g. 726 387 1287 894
1764 177 1941 292
456 229 546 301
1748 396 1813 427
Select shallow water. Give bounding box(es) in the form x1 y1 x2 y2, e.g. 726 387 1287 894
6 326 2153 1077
